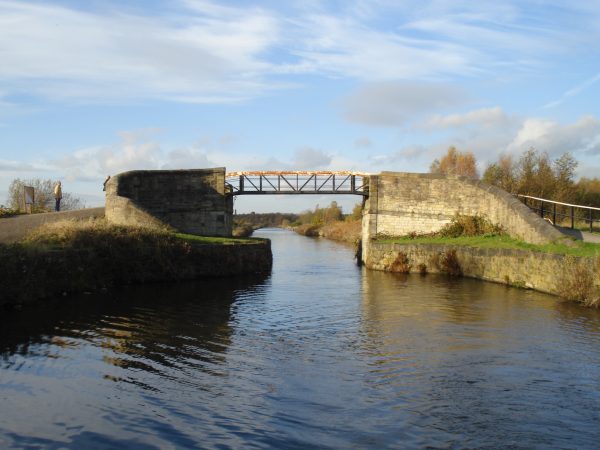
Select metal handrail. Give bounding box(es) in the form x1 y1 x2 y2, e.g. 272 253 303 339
517 194 600 212
517 194 598 232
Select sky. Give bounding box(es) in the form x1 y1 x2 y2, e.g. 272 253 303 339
1 0 599 213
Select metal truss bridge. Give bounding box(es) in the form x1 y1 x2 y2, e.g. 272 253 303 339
226 171 370 196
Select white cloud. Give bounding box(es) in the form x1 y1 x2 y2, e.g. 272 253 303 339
0 0 280 103
421 107 511 130
354 137 373 148
291 14 476 80
371 145 428 165
0 160 48 173
2 0 597 107
544 72 600 109
340 81 467 127
293 147 332 169
162 148 215 170
507 116 600 156
366 112 600 173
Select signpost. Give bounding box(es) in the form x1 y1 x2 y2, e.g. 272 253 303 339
23 186 34 214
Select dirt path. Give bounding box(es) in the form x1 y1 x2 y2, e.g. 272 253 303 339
0 207 105 243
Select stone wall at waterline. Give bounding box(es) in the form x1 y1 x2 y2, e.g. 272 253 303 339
365 242 599 297
105 168 232 236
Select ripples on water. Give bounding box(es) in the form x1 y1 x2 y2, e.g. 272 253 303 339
1 228 600 449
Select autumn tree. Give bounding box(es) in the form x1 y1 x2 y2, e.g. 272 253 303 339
430 146 479 179
482 154 517 193
575 177 600 207
349 203 363 221
553 153 578 202
482 148 580 204
298 201 343 226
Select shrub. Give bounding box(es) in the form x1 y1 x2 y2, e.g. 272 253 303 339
233 224 254 237
295 223 321 237
0 206 20 218
417 263 427 274
556 256 599 307
387 252 411 273
440 249 462 276
438 214 503 238
319 220 361 243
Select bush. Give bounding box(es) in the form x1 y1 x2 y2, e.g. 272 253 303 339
438 214 503 238
556 256 600 307
0 206 20 218
440 249 462 276
295 223 321 237
387 252 411 273
233 224 254 237
319 220 361 243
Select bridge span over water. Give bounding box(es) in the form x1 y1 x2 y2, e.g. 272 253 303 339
105 168 565 248
226 171 370 196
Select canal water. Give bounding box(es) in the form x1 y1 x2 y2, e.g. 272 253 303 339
1 229 600 449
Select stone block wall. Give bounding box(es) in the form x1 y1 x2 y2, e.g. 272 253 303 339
362 172 564 248
365 242 599 297
105 168 233 236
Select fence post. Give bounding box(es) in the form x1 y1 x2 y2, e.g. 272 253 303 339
571 206 574 229
553 203 556 225
540 201 544 218
591 209 594 233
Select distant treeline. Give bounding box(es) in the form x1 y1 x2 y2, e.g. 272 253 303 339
234 212 299 229
430 146 600 207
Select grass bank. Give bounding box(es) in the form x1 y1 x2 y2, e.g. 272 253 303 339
0 219 271 307
376 234 600 258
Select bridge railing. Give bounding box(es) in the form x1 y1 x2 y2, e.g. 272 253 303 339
517 194 600 232
226 171 370 196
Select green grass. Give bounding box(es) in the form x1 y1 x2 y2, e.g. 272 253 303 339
174 233 263 245
19 219 261 248
376 234 600 257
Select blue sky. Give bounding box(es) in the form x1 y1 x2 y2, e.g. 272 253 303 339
1 0 599 213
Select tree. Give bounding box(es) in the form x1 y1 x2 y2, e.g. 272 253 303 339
575 177 600 207
430 146 479 179
482 154 517 193
323 201 343 223
349 203 363 221
553 153 578 202
7 178 84 212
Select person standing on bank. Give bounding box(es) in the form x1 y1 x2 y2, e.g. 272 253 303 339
54 181 62 212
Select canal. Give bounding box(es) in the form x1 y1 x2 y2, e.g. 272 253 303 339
1 229 600 448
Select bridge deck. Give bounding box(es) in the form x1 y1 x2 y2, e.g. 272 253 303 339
226 171 370 196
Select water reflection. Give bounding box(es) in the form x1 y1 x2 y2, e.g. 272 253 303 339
0 276 268 449
1 277 266 366
360 270 600 448
1 229 600 449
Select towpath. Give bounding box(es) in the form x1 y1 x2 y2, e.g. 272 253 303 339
0 207 104 243
555 226 600 244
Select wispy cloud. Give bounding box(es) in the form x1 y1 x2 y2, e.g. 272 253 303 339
544 73 600 109
1 0 595 107
340 81 467 127
420 107 512 130
0 0 280 103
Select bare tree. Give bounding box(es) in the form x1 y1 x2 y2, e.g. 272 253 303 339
7 178 84 212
